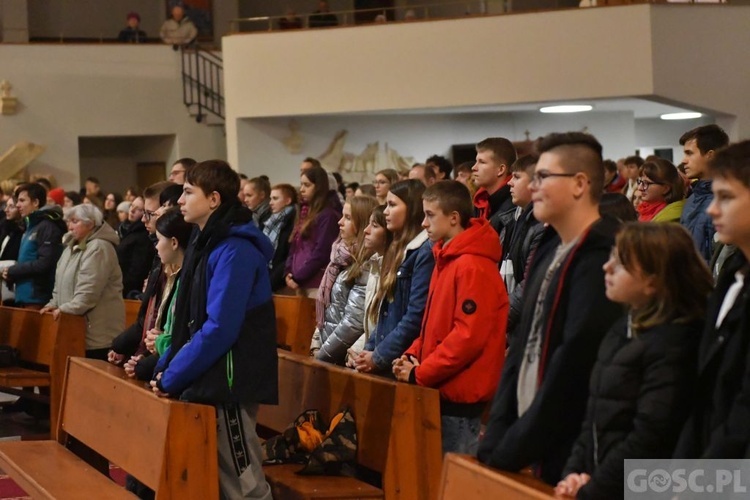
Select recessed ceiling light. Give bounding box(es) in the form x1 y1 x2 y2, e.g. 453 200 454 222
660 112 702 120
539 105 593 114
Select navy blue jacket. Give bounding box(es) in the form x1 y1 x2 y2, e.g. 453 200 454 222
365 231 434 371
156 210 278 405
680 180 715 262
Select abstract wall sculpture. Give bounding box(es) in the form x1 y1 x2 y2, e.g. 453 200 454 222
318 130 414 183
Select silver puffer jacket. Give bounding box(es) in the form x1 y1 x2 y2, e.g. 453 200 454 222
315 266 369 365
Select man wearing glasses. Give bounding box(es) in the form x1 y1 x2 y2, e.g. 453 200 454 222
478 132 622 485
167 158 195 185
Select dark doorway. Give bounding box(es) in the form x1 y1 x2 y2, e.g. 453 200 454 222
354 0 395 24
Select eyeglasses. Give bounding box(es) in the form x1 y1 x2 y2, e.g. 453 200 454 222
143 210 158 221
637 178 664 190
530 170 578 185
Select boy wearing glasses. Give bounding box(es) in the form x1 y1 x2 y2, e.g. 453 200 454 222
478 132 622 485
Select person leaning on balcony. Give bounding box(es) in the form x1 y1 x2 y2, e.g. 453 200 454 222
160 4 198 48
118 12 147 43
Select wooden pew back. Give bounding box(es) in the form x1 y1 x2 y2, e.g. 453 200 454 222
258 350 443 500
124 299 140 328
0 306 86 432
273 294 316 356
58 357 218 499
439 454 554 500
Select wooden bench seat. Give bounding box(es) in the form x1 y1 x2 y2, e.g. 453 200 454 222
0 357 219 499
0 306 86 431
258 349 443 500
273 294 316 356
264 463 384 499
124 298 140 327
439 454 554 499
0 441 133 499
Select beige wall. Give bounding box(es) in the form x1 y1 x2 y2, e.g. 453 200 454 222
0 44 226 190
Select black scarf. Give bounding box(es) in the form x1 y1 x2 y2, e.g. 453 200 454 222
167 200 254 363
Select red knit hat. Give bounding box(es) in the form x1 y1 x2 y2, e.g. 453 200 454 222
48 187 65 206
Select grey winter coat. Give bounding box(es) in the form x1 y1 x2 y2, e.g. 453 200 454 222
47 223 125 350
315 267 369 365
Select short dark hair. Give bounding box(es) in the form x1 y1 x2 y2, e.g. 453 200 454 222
155 207 194 250
536 132 604 202
174 157 197 170
65 191 82 206
16 182 47 207
679 124 729 155
423 180 473 228
143 181 175 201
598 192 637 222
602 159 617 174
425 155 454 179
302 157 322 169
249 177 271 198
510 154 539 174
36 178 52 191
709 139 750 188
346 182 360 191
411 164 437 183
476 138 517 168
454 161 473 177
238 173 248 180
623 155 645 168
85 176 100 185
159 183 184 207
185 160 241 205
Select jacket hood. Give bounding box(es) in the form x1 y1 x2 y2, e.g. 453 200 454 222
433 218 501 265
28 204 63 223
64 222 120 248
229 221 275 262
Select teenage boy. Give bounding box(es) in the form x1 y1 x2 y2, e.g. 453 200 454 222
471 137 517 235
477 132 622 485
151 160 277 499
2 183 66 308
674 139 750 459
393 181 508 454
679 124 729 262
501 154 544 341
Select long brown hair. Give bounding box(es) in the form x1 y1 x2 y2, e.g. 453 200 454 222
345 196 379 284
616 223 712 332
295 165 330 238
374 180 426 306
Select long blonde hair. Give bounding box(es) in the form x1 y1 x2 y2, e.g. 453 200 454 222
345 195 379 284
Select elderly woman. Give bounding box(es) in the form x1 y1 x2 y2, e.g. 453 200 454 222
41 204 125 360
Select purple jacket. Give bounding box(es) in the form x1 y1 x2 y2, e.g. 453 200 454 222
285 205 341 289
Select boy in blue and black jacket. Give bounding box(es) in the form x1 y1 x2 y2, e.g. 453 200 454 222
151 160 277 499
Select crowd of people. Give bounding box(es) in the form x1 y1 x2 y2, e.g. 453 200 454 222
0 123 749 499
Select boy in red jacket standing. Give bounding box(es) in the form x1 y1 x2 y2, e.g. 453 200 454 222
393 180 508 454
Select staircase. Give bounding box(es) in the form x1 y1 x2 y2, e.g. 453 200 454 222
181 44 225 127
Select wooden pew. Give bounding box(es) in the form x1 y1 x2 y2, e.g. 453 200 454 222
124 298 141 327
273 294 316 356
0 357 218 499
439 454 554 500
0 306 86 433
258 349 443 500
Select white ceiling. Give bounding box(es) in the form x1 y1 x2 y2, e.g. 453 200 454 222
347 97 707 119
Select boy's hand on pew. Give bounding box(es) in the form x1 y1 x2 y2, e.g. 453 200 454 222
123 355 143 378
353 351 377 373
392 355 418 383
39 306 61 321
554 473 590 497
108 350 125 366
150 372 170 398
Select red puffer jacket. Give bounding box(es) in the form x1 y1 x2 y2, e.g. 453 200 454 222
405 218 508 404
